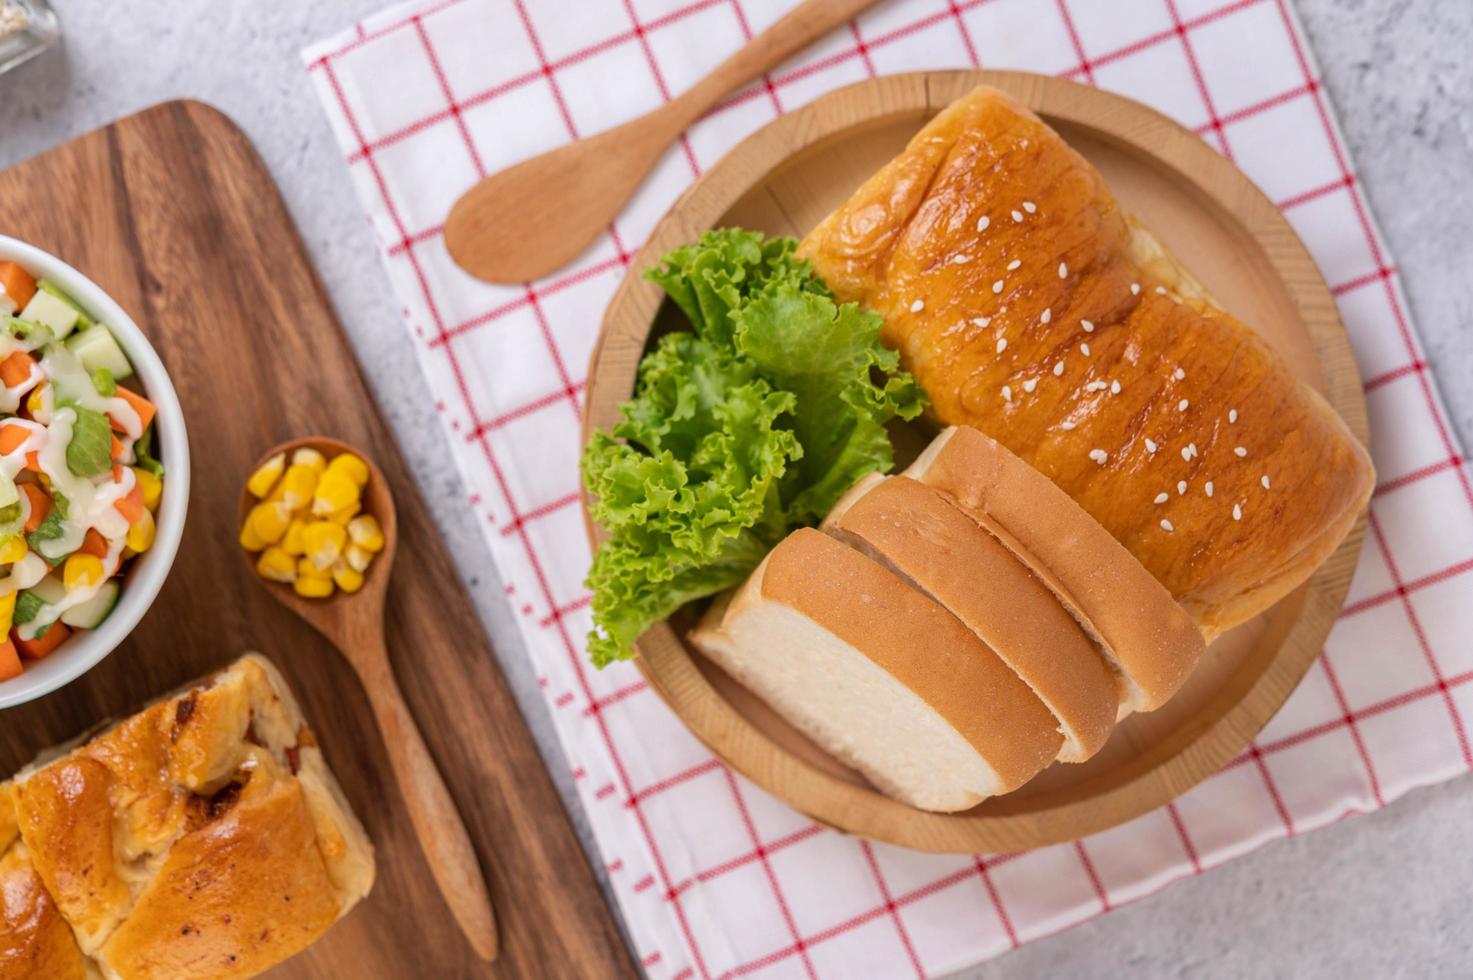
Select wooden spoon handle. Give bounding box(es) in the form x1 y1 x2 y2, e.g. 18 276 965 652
675 0 882 120
357 641 500 961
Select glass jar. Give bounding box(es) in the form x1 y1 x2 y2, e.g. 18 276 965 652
0 0 59 77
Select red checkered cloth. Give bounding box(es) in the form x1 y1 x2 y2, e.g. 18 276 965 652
304 1 1473 976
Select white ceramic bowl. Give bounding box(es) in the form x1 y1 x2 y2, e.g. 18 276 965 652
0 236 189 709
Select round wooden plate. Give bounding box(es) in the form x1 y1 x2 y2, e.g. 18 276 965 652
582 71 1370 853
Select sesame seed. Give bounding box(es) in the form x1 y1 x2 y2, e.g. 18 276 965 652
1110 379 1121 395
1178 399 1189 412
1085 381 1107 392
1012 210 1024 223
1261 474 1271 489
1131 282 1141 295
1081 342 1092 356
1059 262 1068 279
910 299 925 312
1061 420 1076 430
1007 259 1022 271
1177 480 1187 495
1023 200 1037 213
1234 446 1248 457
1002 385 1012 402
1233 503 1243 521
1023 378 1038 393
1081 319 1095 332
977 215 990 233
1089 449 1108 464
1205 481 1214 497
1145 438 1158 453
1053 361 1065 376
972 316 991 327
953 254 971 265
996 338 1008 354
1173 368 1185 381
1160 519 1174 532
993 280 1005 294
1041 307 1052 324
1156 285 1168 295
1229 408 1238 424
1155 492 1169 504
1189 442 1198 457
1181 446 1192 462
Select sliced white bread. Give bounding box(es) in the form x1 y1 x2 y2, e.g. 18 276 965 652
825 475 1120 762
690 528 1063 812
906 426 1205 713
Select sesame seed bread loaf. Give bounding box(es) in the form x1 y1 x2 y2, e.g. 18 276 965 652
690 528 1064 812
0 654 374 980
797 85 1375 640
907 426 1205 713
824 474 1120 760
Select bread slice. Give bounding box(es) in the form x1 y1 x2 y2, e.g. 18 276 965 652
826 475 1120 761
907 426 1205 713
690 528 1062 811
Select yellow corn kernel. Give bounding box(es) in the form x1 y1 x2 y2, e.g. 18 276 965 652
291 447 328 473
311 468 360 517
238 519 266 552
247 452 286 499
277 463 319 511
132 467 163 512
64 554 106 590
293 571 334 599
247 501 291 545
126 510 156 554
0 535 27 564
327 453 370 487
255 546 297 583
346 514 384 552
25 383 48 419
332 562 365 594
303 520 347 571
329 501 361 525
0 592 15 634
344 543 372 573
281 518 308 557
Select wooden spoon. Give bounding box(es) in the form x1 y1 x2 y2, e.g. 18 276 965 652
238 437 499 962
444 0 883 284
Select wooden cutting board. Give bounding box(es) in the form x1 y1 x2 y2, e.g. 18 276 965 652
0 101 635 979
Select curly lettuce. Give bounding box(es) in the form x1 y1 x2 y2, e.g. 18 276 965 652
582 229 925 667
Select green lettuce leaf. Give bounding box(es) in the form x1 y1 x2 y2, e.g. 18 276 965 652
582 229 925 667
65 405 113 478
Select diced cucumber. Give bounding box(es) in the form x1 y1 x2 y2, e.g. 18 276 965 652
0 471 16 511
20 290 80 339
26 575 66 605
61 581 120 630
37 279 94 331
65 325 133 379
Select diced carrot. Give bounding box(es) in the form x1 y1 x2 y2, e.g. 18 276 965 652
0 351 35 389
15 624 70 660
0 262 37 313
111 434 125 462
0 640 21 681
115 485 146 525
80 529 108 558
0 422 29 456
20 483 50 532
111 387 156 435
23 452 40 474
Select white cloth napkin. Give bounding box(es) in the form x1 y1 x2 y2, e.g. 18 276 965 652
304 1 1473 976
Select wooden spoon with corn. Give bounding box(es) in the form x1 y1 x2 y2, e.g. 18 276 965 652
238 436 499 962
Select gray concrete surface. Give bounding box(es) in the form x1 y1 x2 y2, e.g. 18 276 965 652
0 1 1468 976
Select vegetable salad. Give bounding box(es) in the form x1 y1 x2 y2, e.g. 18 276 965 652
0 260 164 682
581 229 925 667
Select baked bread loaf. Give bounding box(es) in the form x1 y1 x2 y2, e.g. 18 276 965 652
798 86 1375 638
825 473 1120 759
691 528 1064 811
0 654 374 980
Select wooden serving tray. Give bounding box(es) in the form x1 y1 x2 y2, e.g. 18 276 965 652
0 102 634 978
584 72 1370 853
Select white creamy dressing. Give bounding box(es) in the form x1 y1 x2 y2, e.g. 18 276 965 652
0 552 47 596
17 536 126 640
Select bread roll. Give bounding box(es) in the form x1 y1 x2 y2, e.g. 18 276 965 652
691 528 1062 811
0 654 374 980
798 85 1374 639
825 474 1120 760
